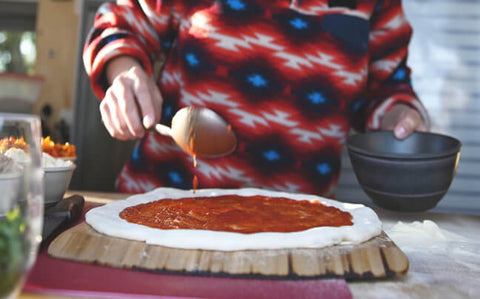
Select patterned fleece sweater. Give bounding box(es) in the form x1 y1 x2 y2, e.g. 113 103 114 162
83 0 429 197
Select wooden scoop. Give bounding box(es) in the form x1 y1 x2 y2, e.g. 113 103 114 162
154 107 237 158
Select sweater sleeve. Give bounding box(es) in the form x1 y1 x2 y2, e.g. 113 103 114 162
353 0 429 131
82 0 181 100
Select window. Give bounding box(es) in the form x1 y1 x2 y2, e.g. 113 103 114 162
0 31 36 74
0 0 38 74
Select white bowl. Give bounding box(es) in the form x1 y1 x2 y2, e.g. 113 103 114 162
57 156 77 163
0 172 22 214
44 164 76 205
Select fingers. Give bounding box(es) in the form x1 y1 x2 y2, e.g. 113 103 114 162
101 88 141 140
393 108 425 139
115 76 145 136
150 80 163 125
99 97 116 137
100 65 163 140
380 104 428 140
130 66 163 129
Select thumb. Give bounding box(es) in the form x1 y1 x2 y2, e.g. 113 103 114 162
394 112 421 139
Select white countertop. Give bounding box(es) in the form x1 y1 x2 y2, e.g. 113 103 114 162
349 209 480 298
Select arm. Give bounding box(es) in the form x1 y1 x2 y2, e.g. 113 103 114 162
354 0 429 138
82 0 179 140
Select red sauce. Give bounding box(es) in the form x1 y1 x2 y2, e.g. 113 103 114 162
192 175 198 193
192 155 198 193
119 195 353 234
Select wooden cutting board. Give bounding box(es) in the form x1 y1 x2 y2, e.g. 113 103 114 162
48 222 408 279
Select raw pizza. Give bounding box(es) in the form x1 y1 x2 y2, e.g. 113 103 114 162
85 188 382 251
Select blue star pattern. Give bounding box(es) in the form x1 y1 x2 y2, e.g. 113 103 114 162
353 99 364 111
168 171 183 184
185 53 199 66
290 18 308 29
316 163 331 175
308 92 326 104
162 40 172 49
131 145 142 166
393 67 407 81
263 150 280 162
248 73 268 87
226 0 246 10
163 105 172 117
292 85 337 119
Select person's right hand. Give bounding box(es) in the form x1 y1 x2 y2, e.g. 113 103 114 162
100 56 163 140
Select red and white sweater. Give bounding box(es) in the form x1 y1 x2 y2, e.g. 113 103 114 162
84 0 429 197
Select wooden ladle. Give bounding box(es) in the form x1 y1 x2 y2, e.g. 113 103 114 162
154 107 237 158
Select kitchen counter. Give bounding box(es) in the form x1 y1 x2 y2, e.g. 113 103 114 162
349 210 480 298
20 191 480 298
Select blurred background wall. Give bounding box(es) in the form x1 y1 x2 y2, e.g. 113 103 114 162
0 0 77 141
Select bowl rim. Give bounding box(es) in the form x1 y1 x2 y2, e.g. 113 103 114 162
346 131 462 159
43 163 76 172
0 171 22 179
56 156 77 161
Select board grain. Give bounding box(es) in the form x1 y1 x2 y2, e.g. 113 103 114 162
48 222 408 279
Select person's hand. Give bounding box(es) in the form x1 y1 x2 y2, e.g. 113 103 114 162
100 56 163 140
380 103 428 139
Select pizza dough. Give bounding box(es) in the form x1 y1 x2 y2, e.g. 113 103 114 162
86 188 382 251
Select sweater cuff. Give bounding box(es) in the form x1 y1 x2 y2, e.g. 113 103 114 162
366 94 430 131
88 39 153 100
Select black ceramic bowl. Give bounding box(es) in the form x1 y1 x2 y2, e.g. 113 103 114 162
346 131 462 212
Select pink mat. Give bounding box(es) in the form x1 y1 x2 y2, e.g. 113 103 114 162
24 249 352 299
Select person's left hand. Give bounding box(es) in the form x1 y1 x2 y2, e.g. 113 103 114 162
380 103 428 139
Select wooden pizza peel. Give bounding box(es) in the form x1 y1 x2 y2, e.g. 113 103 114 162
47 220 408 280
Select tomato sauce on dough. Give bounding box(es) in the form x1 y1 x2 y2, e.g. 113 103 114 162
119 195 353 234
